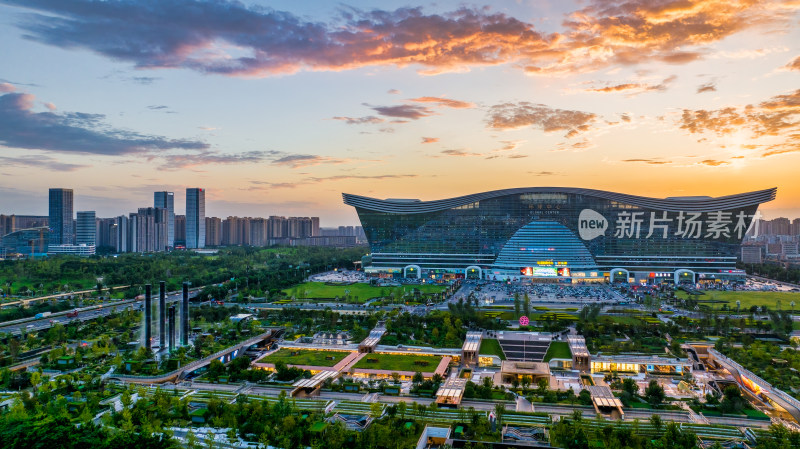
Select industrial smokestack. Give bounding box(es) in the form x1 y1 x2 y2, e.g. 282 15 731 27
181 282 189 346
168 305 176 352
159 281 166 350
145 284 152 351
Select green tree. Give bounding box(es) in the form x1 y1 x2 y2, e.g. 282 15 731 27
649 414 663 436
644 380 665 407
523 293 530 318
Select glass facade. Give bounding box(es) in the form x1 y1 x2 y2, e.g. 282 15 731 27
1 227 49 257
76 210 96 246
346 188 774 282
154 191 175 248
48 188 73 245
186 188 205 249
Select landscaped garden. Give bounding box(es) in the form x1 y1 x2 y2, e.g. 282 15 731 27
259 349 350 367
543 341 572 362
479 338 506 360
352 353 444 372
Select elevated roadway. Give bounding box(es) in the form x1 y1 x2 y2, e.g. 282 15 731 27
108 329 279 384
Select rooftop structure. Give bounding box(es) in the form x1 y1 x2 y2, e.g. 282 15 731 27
567 336 590 371
435 376 468 407
587 385 624 420
590 354 688 374
500 360 551 384
416 425 451 449
230 313 253 323
461 331 482 366
359 322 386 353
496 331 552 362
291 370 339 397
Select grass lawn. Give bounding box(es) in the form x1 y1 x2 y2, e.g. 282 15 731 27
543 341 572 362
743 408 770 419
282 282 446 303
479 338 506 360
352 353 445 372
627 401 653 409
259 349 350 367
677 290 800 311
600 315 645 325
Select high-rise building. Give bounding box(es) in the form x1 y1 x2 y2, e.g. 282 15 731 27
154 191 175 249
115 215 129 253
0 215 15 237
127 212 138 252
222 216 241 246
770 217 791 236
186 188 205 249
14 215 48 230
250 217 268 246
792 218 800 236
95 217 117 248
205 217 222 246
311 217 320 236
268 216 286 238
174 214 186 245
76 211 96 246
288 217 312 238
48 188 74 245
136 207 168 252
338 225 355 236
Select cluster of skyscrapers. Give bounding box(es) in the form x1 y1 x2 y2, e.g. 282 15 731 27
115 189 204 253
741 216 800 264
0 187 362 258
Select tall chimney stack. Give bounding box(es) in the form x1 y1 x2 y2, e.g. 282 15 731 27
181 282 189 346
168 305 176 352
159 281 166 350
144 284 152 350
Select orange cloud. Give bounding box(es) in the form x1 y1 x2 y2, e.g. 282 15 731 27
11 1 795 77
697 82 717 93
679 89 800 157
585 76 676 95
271 154 350 169
520 0 798 74
421 137 439 144
487 102 597 137
439 149 484 157
622 158 672 165
785 56 800 71
699 159 730 166
409 96 476 109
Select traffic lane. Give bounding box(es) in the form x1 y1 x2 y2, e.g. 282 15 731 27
1 291 193 327
0 294 193 335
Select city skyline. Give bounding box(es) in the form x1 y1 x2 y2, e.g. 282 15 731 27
0 0 799 224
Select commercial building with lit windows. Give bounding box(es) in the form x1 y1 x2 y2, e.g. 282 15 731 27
343 187 776 284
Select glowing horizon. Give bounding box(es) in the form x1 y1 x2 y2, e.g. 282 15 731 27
0 0 799 225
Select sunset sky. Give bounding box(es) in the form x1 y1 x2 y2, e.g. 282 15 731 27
0 0 799 225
